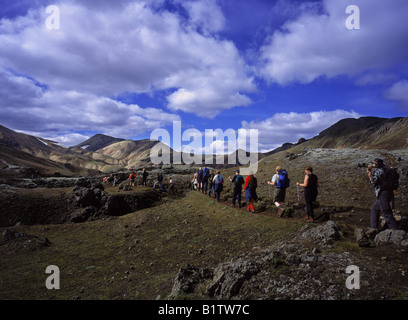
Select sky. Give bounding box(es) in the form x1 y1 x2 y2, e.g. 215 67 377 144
0 0 407 153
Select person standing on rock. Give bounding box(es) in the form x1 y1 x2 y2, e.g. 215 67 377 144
367 158 398 231
268 166 290 216
296 166 318 223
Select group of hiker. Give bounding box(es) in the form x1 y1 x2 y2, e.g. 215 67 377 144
190 157 401 229
129 168 175 194
112 156 400 230
190 166 318 218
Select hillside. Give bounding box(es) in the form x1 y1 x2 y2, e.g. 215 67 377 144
0 125 65 158
72 134 125 152
293 117 408 151
1 116 407 177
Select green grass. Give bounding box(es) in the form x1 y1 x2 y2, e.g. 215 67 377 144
0 191 305 300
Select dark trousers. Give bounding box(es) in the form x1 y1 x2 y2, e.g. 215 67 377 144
304 189 317 218
208 183 215 197
232 187 242 206
202 178 208 193
215 189 221 202
371 190 397 229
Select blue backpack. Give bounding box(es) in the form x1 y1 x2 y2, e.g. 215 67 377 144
277 169 290 188
203 168 210 178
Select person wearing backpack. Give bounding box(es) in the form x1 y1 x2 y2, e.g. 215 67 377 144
202 166 210 194
229 170 244 208
129 171 136 187
142 168 148 186
268 166 290 216
296 166 318 223
213 170 224 202
244 171 258 213
367 158 398 231
153 172 164 191
208 170 216 198
197 168 204 192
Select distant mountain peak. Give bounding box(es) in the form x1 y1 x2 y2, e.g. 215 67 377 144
73 134 125 152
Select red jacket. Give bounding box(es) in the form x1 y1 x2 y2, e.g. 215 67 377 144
244 175 253 191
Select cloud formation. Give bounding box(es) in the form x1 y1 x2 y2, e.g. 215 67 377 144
0 67 180 145
259 0 408 85
241 109 363 152
0 1 255 121
385 80 408 109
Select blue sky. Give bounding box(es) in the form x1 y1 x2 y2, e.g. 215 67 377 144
0 0 407 152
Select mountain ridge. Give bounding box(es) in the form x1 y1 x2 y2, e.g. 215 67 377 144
1 116 407 176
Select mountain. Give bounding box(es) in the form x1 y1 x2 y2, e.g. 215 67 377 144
1 116 407 177
298 117 408 150
72 134 125 152
0 125 65 158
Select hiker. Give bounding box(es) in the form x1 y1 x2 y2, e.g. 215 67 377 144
229 170 244 207
202 166 210 194
244 171 258 213
296 166 319 223
213 170 224 202
112 175 119 187
192 171 199 190
208 170 216 197
142 168 148 186
153 172 164 191
197 167 203 191
268 166 290 216
129 171 136 186
168 177 175 194
367 158 398 231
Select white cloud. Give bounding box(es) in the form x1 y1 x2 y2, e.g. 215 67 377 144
0 1 254 118
384 80 408 109
178 0 226 34
241 109 363 152
0 67 180 144
259 0 408 85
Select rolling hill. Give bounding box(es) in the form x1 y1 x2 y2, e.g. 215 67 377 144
1 116 407 177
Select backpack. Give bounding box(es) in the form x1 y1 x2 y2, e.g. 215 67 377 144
236 175 244 186
248 176 257 190
216 175 224 184
277 169 290 188
381 167 400 191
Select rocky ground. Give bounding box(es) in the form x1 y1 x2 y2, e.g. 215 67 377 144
1 148 408 300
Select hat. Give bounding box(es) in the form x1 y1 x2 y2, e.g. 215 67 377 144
372 158 384 167
235 170 240 173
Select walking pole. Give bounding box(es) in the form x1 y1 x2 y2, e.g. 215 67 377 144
297 184 300 203
268 183 272 213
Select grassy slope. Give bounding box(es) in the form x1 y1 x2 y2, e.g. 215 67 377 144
0 191 305 300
